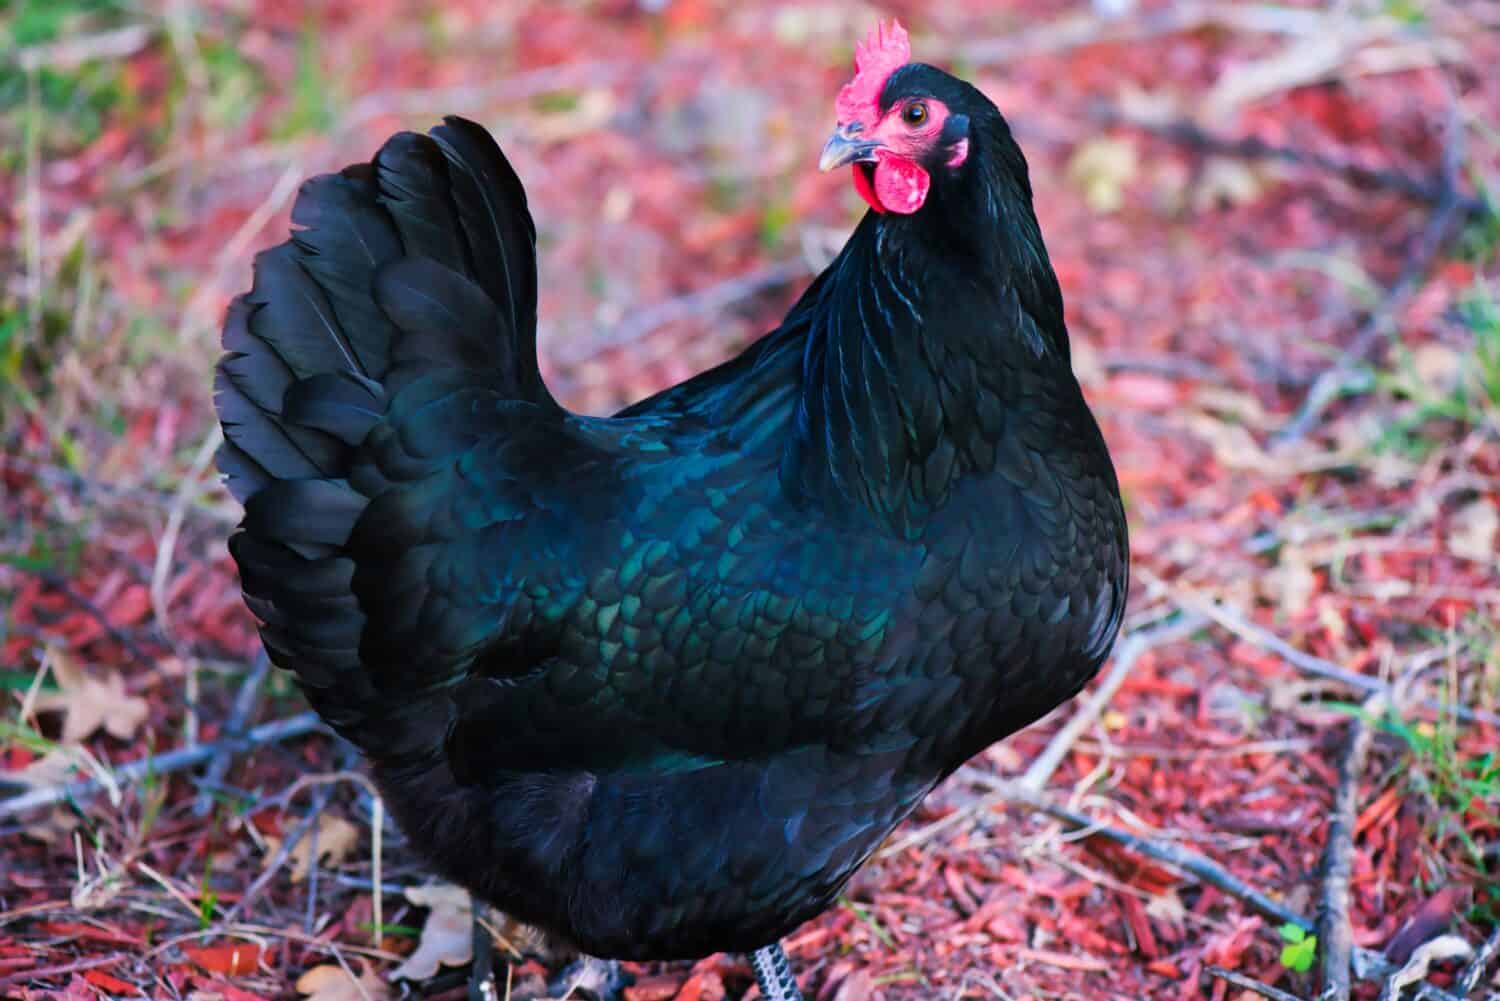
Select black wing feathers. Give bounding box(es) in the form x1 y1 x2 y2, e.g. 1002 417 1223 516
216 117 543 755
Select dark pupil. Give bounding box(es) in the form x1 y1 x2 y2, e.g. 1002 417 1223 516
904 103 926 124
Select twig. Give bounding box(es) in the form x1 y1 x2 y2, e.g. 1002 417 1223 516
222 783 338 924
175 162 302 345
32 569 157 669
12 25 154 72
0 711 324 820
1164 586 1500 728
1379 937 1476 1001
953 3 1336 67
0 453 240 525
1318 694 1384 1001
1098 107 1481 215
972 772 1315 933
1456 927 1500 997
0 953 128 989
273 768 385 947
1273 191 1471 446
963 770 1395 980
1206 965 1309 1001
1020 612 1206 792
151 426 224 645
193 652 271 816
554 261 808 366
1273 91 1478 447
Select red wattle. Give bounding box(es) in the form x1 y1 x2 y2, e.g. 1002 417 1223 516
850 155 930 215
851 163 885 213
872 153 929 215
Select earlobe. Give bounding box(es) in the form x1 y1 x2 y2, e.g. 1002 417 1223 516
943 114 971 168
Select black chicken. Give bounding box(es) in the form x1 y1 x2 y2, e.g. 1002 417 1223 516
216 21 1127 1001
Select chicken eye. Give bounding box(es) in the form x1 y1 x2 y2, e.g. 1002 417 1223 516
902 102 928 126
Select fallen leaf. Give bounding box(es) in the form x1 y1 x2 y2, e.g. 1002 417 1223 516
1192 157 1266 211
1263 549 1317 617
1447 498 1498 563
297 962 392 1001
389 883 472 981
33 649 149 743
827 968 874 1001
1066 137 1139 214
186 942 263 976
7 748 81 788
677 970 727 1001
263 815 362 882
623 974 681 1001
20 805 82 845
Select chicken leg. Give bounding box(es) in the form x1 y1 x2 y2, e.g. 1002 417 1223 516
750 943 803 1001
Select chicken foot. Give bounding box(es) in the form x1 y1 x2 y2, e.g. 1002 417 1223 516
749 942 804 1001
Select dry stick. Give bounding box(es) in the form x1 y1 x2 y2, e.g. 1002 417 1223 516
34 569 158 669
0 952 129 989
879 613 1206 860
175 162 301 345
0 711 324 820
1206 965 1309 1001
151 426 224 644
1317 695 1383 1001
273 769 387 948
953 2 1334 67
1456 926 1500 997
1096 108 1483 216
971 772 1314 933
192 652 272 816
221 782 339 925
11 24 154 72
1273 91 1477 448
1273 187 1471 447
1168 588 1500 728
967 771 1396 980
1019 612 1207 792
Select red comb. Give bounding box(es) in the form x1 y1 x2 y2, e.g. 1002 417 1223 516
835 19 911 124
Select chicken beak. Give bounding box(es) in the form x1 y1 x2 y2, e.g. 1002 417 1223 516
819 125 881 172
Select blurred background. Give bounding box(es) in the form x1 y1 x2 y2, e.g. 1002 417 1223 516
1 1 1497 999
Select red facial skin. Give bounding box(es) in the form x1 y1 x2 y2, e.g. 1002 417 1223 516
848 97 964 215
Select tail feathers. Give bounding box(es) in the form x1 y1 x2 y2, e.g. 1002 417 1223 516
425 118 542 394
216 115 544 501
216 116 545 756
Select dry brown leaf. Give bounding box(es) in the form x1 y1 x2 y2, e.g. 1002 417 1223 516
1263 549 1317 617
21 805 83 845
1447 498 1498 564
390 882 473 981
263 815 362 881
296 962 392 1001
1066 136 1139 214
1192 157 1266 212
8 747 81 788
33 650 149 743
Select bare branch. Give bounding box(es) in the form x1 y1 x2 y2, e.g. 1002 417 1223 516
1020 612 1206 792
1456 926 1500 997
0 712 324 820
1318 695 1384 1000
1206 965 1309 1001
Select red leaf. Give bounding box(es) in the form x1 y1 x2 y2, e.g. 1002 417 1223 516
185 943 263 976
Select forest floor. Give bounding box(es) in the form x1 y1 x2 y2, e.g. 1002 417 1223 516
2 1 1498 999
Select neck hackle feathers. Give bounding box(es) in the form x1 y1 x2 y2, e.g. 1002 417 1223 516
835 19 910 125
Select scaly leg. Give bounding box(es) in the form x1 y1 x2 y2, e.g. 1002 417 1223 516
749 942 803 1001
467 904 497 1001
